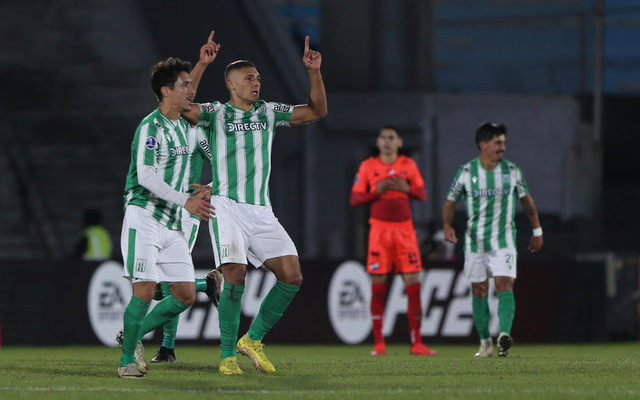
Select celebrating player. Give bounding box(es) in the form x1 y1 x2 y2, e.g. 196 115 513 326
182 33 327 374
443 122 543 357
350 126 437 356
117 57 215 378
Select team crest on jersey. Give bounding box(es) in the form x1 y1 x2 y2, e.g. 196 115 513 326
224 109 235 120
502 174 511 184
145 136 157 150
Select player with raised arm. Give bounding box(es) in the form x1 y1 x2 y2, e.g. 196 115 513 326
350 126 436 356
442 122 543 358
146 33 223 364
182 33 327 375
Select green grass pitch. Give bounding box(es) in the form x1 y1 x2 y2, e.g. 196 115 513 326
1 343 639 399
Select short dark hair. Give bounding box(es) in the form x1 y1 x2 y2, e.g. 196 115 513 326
224 60 256 80
475 122 507 148
151 57 192 101
379 125 400 137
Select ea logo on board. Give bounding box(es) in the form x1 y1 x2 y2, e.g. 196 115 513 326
327 260 371 344
87 261 131 347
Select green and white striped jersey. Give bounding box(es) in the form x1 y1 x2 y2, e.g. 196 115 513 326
196 100 293 206
446 157 529 253
123 108 195 230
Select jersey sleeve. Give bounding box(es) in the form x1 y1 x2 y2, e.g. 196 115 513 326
350 160 380 206
194 127 212 162
351 160 370 194
407 159 425 190
514 164 529 198
446 165 467 202
268 102 294 127
135 120 159 168
197 102 222 128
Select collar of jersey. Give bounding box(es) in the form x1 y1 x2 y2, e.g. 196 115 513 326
225 100 263 114
157 108 184 127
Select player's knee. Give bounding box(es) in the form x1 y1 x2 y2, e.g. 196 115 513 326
284 271 303 286
472 286 488 298
181 293 196 306
222 263 247 285
281 261 303 286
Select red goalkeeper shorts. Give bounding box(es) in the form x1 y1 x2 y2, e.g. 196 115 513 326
366 219 422 275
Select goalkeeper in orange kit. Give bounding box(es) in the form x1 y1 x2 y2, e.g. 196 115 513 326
350 126 436 356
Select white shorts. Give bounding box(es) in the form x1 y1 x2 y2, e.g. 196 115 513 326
181 209 201 253
120 205 195 283
463 248 517 283
208 195 298 267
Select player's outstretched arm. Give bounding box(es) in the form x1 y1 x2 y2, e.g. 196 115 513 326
442 200 458 244
520 194 543 252
191 30 221 96
290 36 328 126
184 30 221 125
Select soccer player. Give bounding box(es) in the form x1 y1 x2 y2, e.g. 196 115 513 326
117 57 216 378
182 34 327 375
442 122 543 357
135 32 223 365
350 126 437 356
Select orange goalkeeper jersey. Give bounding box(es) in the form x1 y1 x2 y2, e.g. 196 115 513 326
350 155 426 222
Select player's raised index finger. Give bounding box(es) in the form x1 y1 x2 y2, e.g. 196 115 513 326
208 30 215 43
304 35 309 52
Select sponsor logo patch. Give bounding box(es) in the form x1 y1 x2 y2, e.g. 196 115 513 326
226 122 268 132
201 103 216 113
170 146 191 157
272 103 291 113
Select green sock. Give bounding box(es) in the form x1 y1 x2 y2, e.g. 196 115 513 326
248 281 300 341
218 282 244 358
120 296 150 366
472 295 490 340
195 278 207 292
138 295 189 341
497 290 515 334
159 283 177 349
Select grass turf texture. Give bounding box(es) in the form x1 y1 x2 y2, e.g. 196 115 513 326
1 343 639 400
